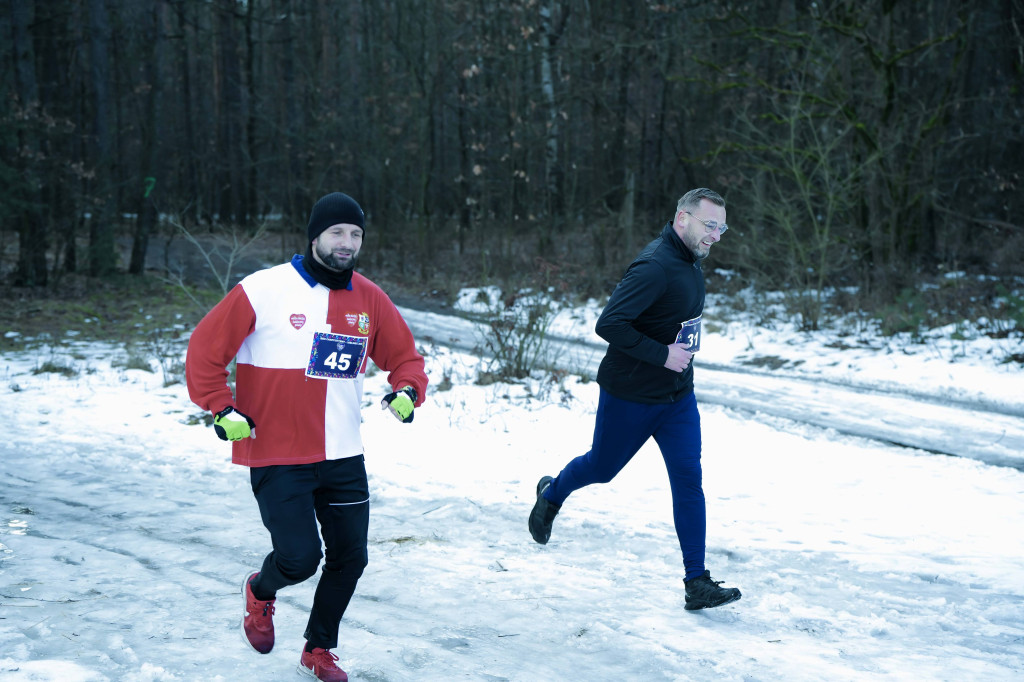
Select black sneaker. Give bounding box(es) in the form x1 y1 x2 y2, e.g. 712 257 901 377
684 570 742 611
528 476 561 544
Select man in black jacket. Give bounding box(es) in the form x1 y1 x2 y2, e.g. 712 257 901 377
529 188 741 611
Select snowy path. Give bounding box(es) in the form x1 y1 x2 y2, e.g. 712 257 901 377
400 307 1024 470
3 385 1023 681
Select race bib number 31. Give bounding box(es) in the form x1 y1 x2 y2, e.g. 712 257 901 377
675 315 702 352
306 332 368 380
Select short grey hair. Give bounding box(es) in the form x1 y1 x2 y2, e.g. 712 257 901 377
676 188 725 213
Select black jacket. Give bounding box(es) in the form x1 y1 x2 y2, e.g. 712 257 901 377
595 222 705 403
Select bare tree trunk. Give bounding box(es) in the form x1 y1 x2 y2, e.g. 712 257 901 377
612 4 635 241
171 0 200 225
87 0 117 277
216 0 244 224
456 69 472 254
9 0 48 286
638 49 668 225
130 0 167 275
278 0 306 223
244 0 258 220
538 1 568 224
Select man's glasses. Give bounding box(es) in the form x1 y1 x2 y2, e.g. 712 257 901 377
684 211 728 234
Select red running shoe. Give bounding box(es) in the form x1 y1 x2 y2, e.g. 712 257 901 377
298 645 348 682
241 571 275 654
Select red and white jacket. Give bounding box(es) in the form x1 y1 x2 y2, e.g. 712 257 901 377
186 256 427 467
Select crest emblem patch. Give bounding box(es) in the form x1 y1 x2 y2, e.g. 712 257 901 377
358 313 370 335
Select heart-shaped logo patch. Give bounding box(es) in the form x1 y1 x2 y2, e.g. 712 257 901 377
289 314 306 330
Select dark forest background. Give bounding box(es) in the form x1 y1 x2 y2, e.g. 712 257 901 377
3 0 1023 334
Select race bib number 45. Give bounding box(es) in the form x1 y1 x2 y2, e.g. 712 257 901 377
675 315 702 352
305 332 367 380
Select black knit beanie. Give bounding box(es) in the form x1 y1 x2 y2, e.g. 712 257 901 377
307 192 365 243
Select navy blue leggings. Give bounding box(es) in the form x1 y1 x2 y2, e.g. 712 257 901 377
249 456 369 650
545 389 706 580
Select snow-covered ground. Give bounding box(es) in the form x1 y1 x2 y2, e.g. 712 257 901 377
1 288 1023 681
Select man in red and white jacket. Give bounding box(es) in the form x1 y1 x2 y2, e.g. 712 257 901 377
186 192 427 682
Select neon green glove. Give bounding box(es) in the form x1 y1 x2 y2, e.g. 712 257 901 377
381 386 417 423
213 406 256 441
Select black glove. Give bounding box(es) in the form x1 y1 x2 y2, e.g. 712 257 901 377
213 406 256 441
381 386 418 423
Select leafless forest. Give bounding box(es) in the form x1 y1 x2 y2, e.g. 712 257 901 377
4 1 1023 329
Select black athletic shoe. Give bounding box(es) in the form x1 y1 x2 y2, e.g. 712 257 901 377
529 476 561 544
684 570 742 611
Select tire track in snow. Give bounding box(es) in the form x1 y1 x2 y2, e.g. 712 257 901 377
399 307 1024 470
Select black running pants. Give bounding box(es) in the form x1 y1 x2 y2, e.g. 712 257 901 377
248 456 369 650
